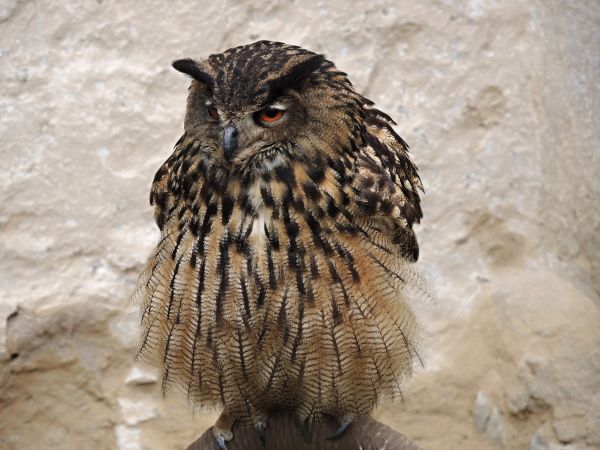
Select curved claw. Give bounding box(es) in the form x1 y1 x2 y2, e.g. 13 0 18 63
327 415 353 440
255 421 267 446
254 414 267 447
213 411 235 450
299 421 311 443
214 433 229 450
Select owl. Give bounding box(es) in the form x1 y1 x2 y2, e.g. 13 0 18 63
133 41 428 450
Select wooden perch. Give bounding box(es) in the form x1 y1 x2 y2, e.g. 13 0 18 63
186 413 422 450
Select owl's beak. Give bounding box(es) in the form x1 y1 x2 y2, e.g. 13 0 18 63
223 125 239 161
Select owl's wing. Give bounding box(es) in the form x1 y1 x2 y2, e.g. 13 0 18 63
354 107 423 261
149 143 181 230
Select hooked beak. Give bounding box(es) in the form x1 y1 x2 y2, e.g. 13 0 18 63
223 125 239 161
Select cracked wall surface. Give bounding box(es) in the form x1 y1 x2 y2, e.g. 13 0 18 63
1 1 599 449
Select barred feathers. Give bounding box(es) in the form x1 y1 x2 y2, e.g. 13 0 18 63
132 40 427 425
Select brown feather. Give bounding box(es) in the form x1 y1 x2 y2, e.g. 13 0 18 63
132 40 427 426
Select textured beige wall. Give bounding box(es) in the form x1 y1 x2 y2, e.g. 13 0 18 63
1 1 599 449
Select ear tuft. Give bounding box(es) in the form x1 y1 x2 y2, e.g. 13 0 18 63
172 59 214 90
267 54 325 102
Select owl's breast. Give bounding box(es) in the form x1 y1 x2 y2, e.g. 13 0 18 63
135 156 423 417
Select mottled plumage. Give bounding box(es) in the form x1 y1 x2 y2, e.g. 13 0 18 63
132 41 428 447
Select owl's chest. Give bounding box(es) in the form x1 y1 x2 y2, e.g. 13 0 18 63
229 177 342 256
178 164 388 301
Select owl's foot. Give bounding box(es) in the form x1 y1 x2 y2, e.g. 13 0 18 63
327 414 354 440
299 420 311 443
213 411 236 450
253 411 268 446
214 433 230 450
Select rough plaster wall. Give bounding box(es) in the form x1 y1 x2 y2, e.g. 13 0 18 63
0 1 598 449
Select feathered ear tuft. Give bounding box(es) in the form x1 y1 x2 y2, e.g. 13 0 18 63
267 54 325 102
172 58 214 90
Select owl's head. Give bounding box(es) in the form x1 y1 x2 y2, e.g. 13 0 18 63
172 41 365 176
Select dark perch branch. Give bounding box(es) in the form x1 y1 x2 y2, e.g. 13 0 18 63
186 413 422 450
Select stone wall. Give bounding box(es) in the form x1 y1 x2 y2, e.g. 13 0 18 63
1 1 598 449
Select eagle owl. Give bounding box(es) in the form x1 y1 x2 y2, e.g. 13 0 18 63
133 41 427 449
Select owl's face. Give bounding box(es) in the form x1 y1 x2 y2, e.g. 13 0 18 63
173 41 365 177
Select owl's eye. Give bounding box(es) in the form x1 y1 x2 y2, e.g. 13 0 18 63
207 106 219 119
254 108 286 126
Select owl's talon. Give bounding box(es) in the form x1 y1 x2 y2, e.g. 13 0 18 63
299 421 312 443
253 414 268 446
213 411 235 450
214 434 229 450
255 421 266 446
327 414 353 440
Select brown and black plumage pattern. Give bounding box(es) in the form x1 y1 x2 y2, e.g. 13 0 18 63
132 41 428 427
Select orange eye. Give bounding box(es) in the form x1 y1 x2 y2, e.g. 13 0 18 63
207 106 218 119
255 108 285 125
